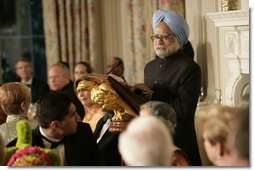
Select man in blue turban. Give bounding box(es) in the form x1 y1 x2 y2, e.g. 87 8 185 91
152 9 189 47
132 9 202 166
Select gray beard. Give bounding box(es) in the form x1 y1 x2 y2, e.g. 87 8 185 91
154 41 181 59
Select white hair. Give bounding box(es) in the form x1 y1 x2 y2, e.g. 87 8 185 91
118 116 174 166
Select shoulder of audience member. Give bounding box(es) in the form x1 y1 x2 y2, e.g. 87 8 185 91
74 122 95 137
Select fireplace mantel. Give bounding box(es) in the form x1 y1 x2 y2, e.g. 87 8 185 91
207 10 249 26
205 10 249 106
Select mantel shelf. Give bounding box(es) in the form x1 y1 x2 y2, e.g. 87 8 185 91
207 10 249 27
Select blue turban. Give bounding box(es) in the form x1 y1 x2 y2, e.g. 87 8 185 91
152 9 189 47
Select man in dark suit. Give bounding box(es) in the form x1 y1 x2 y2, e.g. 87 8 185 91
106 57 125 79
15 58 50 103
48 62 85 120
94 112 122 166
7 92 103 166
132 10 202 165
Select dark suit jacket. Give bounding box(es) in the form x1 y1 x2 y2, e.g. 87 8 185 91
56 81 85 120
7 122 103 166
94 113 122 166
31 77 50 103
144 50 202 165
17 76 50 103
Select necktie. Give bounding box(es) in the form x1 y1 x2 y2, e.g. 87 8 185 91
51 140 64 149
41 135 64 149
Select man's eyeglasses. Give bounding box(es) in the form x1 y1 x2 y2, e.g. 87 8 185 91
150 34 175 41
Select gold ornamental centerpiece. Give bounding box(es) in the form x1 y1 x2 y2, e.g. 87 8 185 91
76 74 140 132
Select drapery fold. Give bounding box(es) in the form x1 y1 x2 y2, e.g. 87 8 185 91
42 0 102 80
42 0 184 83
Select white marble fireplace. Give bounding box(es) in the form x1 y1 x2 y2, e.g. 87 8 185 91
206 9 249 106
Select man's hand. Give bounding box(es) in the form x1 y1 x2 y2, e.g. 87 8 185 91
130 83 153 98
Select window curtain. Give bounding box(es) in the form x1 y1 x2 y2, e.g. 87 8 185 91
42 0 103 80
42 0 184 83
122 0 185 84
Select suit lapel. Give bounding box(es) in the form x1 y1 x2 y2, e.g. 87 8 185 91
32 127 45 147
94 117 105 139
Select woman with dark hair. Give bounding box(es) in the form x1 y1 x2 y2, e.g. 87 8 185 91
74 61 94 81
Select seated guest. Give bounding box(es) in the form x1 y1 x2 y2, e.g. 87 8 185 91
76 76 122 165
106 57 124 77
4 120 61 166
16 58 50 121
234 107 249 166
7 92 103 166
118 116 174 166
15 57 50 103
48 62 84 120
0 82 36 145
140 101 191 166
93 112 122 166
222 106 249 166
201 104 246 166
74 61 94 81
76 77 104 132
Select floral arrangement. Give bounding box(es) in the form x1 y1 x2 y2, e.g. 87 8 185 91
4 120 60 166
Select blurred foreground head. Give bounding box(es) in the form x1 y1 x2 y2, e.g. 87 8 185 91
118 116 174 166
